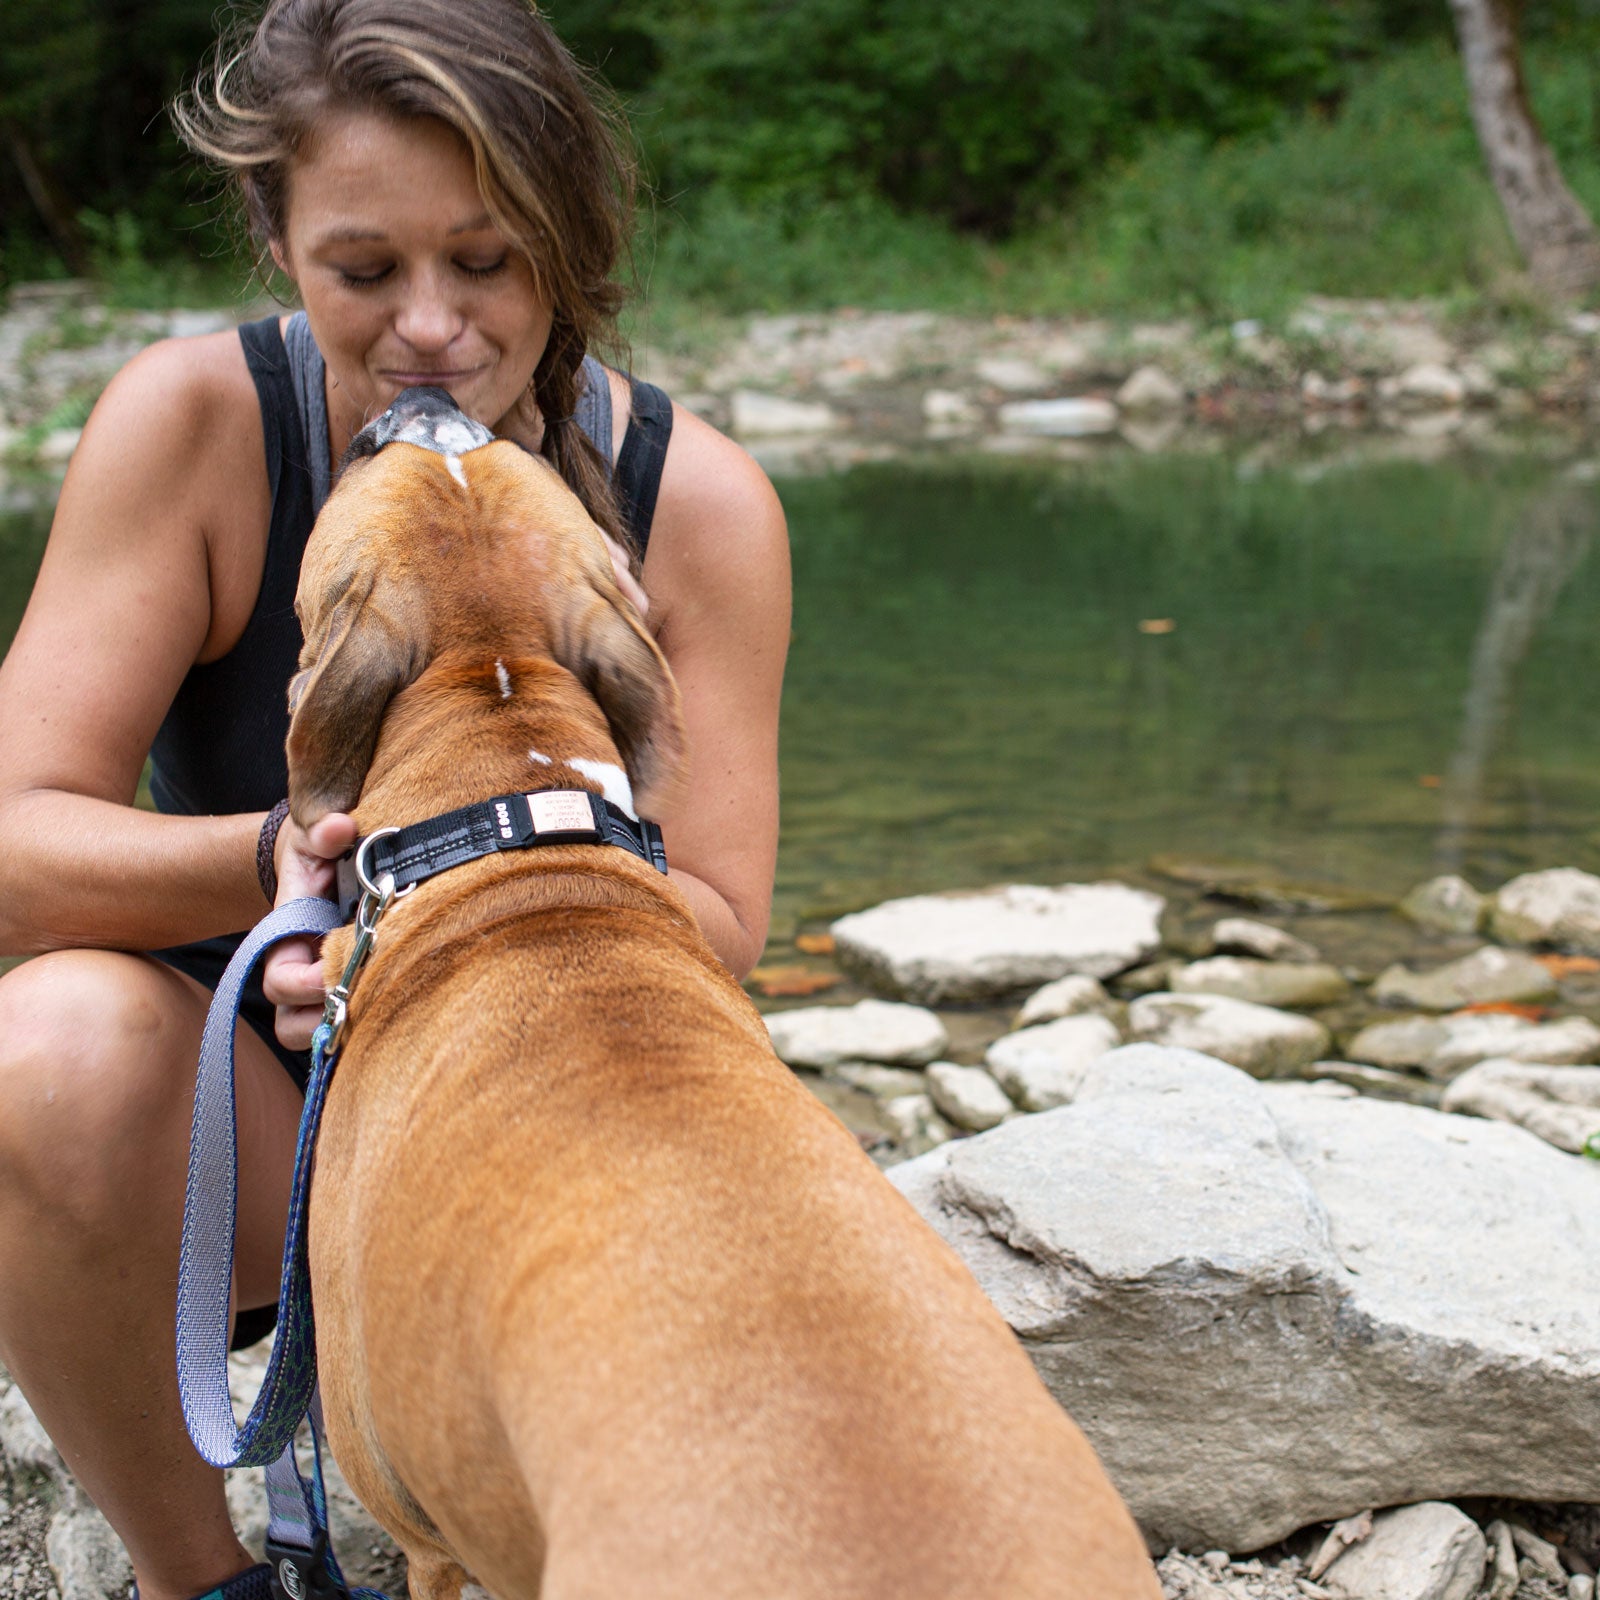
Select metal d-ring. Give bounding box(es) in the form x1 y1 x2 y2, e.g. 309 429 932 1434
355 827 402 902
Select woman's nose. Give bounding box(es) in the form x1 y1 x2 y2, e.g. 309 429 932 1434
394 273 464 351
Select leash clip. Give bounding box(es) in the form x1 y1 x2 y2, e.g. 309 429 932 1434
265 1528 352 1600
321 829 401 1052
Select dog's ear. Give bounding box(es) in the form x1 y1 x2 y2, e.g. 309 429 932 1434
286 573 425 822
552 573 686 804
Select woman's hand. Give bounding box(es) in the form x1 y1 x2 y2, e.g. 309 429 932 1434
261 811 358 1051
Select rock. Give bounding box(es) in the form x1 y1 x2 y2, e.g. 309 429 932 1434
1148 855 1387 912
925 1062 1014 1131
46 1499 132 1600
0 1382 66 1480
1493 868 1600 951
986 1013 1123 1111
1371 946 1557 1011
1116 365 1185 412
827 1063 928 1099
1386 364 1467 408
1347 1012 1600 1078
996 397 1119 436
1170 957 1349 1009
831 882 1164 1005
765 999 948 1068
1398 875 1488 935
1508 1523 1567 1584
1015 973 1115 1028
974 356 1050 392
729 390 840 436
890 1044 1600 1551
1115 959 1182 997
1320 1502 1486 1600
35 428 81 465
920 388 980 425
880 1092 954 1156
1210 917 1321 963
1126 992 1330 1076
1442 1060 1600 1153
1297 1060 1441 1105
1302 371 1366 407
1485 1520 1519 1600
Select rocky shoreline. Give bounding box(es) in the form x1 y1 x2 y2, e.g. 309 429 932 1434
10 283 1600 478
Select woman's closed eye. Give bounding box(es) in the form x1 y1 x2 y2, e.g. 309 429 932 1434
335 257 508 289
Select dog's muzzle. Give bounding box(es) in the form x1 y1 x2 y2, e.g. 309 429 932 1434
345 385 495 466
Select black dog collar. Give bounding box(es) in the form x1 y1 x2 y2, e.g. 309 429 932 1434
335 790 667 918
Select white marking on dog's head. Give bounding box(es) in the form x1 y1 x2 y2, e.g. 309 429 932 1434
446 453 469 489
528 748 553 766
495 659 512 700
569 757 636 818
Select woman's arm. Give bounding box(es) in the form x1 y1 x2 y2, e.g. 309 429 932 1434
0 335 275 955
640 405 791 980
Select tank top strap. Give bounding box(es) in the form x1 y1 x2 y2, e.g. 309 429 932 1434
615 377 673 562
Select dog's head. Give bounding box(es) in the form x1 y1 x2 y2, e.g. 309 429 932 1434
287 410 683 825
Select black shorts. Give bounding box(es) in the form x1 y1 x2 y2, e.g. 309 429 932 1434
151 932 309 1351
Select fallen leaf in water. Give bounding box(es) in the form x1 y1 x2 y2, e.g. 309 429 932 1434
1457 1001 1550 1020
1138 618 1176 634
1537 953 1600 977
795 932 836 955
1417 774 1442 788
749 966 842 997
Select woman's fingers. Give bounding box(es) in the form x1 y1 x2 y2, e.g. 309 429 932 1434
264 810 359 1050
602 531 650 617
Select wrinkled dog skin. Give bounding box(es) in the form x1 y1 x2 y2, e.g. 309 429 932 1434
287 430 1160 1600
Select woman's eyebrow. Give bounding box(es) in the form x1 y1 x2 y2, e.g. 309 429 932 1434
315 214 495 246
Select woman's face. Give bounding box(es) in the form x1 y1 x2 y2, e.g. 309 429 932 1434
274 108 553 442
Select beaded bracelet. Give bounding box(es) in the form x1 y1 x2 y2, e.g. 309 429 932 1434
256 798 292 905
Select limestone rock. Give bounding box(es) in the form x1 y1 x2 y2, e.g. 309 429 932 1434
1170 956 1349 1009
46 1500 131 1600
1015 973 1115 1028
831 882 1164 1005
0 1381 66 1480
1320 1502 1486 1600
1116 365 1185 412
1297 1060 1441 1105
925 1062 1014 1131
827 1063 928 1099
765 998 948 1068
986 1013 1123 1111
1372 946 1557 1011
1399 875 1488 935
996 397 1119 436
1348 1012 1600 1078
890 1044 1600 1551
1492 868 1600 951
975 356 1050 392
1210 917 1321 963
1442 1060 1600 1153
729 390 839 436
1126 992 1330 1076
920 388 980 425
880 1092 954 1156
1387 363 1467 408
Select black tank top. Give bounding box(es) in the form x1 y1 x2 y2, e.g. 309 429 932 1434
148 316 672 819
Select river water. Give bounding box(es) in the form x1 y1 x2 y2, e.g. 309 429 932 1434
5 441 1599 946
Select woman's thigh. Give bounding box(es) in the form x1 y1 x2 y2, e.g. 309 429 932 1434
0 948 305 1309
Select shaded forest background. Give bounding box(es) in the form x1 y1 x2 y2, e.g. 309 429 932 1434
6 0 1600 316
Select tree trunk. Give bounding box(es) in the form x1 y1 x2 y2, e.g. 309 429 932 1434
1449 0 1600 300
2 119 89 277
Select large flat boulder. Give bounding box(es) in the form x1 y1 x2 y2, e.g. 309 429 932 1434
890 1045 1600 1552
831 882 1164 1004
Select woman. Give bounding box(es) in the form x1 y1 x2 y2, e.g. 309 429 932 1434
0 4 789 1598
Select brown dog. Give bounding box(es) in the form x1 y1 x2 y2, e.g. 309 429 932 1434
286 419 1160 1600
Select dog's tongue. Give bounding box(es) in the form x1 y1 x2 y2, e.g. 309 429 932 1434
370 386 495 456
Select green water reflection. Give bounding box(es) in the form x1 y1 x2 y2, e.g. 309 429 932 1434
4 450 1598 946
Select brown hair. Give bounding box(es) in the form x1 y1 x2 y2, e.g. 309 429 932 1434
173 0 636 548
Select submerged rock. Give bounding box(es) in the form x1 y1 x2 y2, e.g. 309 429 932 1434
1398 875 1487 935
986 1013 1122 1111
1492 867 1600 952
1148 855 1387 912
1170 956 1348 1009
890 1045 1600 1551
1371 946 1557 1011
831 882 1164 1005
765 998 948 1068
1126 992 1330 1076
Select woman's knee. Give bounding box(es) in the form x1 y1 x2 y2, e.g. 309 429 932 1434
0 952 203 1222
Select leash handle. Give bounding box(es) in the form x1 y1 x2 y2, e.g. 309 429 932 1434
176 897 343 1469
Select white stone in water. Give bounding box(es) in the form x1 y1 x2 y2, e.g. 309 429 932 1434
1115 365 1185 412
925 1062 1014 1131
1170 956 1348 1009
1349 1012 1600 1078
1399 874 1488 935
1320 1502 1486 1600
1442 1060 1600 1153
986 1013 1123 1111
1492 867 1600 952
1371 945 1557 1011
729 390 840 435
830 882 1164 1005
889 1044 1600 1551
1015 973 1115 1028
1210 917 1321 963
1388 363 1468 408
764 999 948 1069
975 356 1050 392
996 397 1119 436
1126 991 1330 1077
